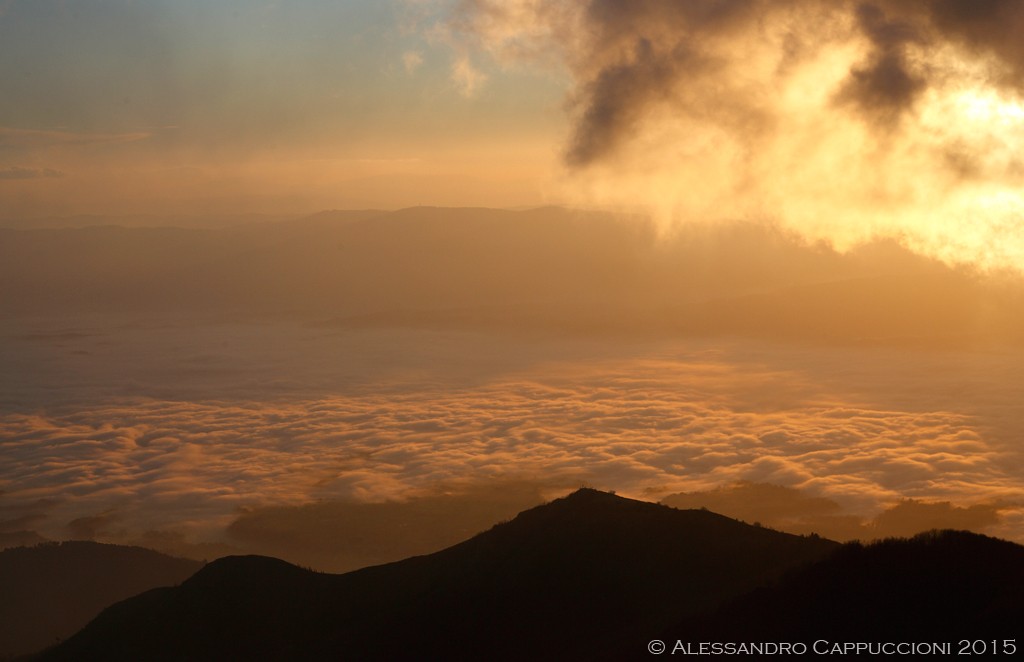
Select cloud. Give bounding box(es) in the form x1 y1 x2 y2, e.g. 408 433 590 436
451 54 487 96
0 492 59 549
565 37 696 166
444 0 1024 272
449 0 1024 159
2 316 1024 562
662 481 843 524
926 0 1024 85
66 511 121 541
0 512 48 533
130 529 241 563
2 339 1023 551
835 3 926 126
0 530 47 549
0 166 62 180
402 50 424 74
662 481 1013 542
869 498 1004 538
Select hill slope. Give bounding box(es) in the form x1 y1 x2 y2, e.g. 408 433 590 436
37 489 836 661
0 541 202 659
665 529 1024 644
37 492 1024 660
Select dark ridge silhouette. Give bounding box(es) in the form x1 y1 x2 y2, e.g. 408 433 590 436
660 482 1006 542
33 494 1024 661
659 530 1024 645
35 489 836 661
0 541 202 659
226 480 548 573
0 530 48 550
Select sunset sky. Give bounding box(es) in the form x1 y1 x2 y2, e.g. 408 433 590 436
3 0 1024 571
3 0 1024 272
0 0 566 215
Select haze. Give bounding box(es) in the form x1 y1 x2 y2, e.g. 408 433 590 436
2 1 1024 573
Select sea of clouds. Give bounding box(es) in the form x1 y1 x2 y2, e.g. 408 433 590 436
2 315 1021 569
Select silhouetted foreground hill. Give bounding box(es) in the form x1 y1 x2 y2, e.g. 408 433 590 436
663 530 1024 644
0 541 201 659
37 490 836 661
34 493 1024 661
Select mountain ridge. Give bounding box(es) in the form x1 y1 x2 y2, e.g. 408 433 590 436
35 489 837 661
0 541 202 659
30 490 1024 660
660 529 1024 649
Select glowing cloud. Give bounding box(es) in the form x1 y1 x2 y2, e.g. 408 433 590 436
447 0 1024 271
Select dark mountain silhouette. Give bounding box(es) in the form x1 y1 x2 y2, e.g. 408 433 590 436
29 492 1024 661
660 482 1006 542
657 530 1024 647
36 489 836 661
0 530 48 551
225 480 549 573
0 541 202 659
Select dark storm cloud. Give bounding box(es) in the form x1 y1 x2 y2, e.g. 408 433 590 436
559 0 793 165
926 0 1024 84
566 39 700 166
446 0 1024 271
453 0 1024 164
451 0 832 164
835 3 926 125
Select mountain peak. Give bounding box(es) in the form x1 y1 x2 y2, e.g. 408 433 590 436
188 554 309 584
40 491 840 661
558 486 620 502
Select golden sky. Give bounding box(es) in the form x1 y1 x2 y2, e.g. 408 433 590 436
0 0 566 216
3 0 1024 563
450 0 1024 272
3 0 1024 274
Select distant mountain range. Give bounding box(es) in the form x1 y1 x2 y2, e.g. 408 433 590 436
2 206 1021 346
0 541 201 659
30 490 1024 661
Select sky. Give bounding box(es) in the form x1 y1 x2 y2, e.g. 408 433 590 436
0 0 566 216
447 0 1024 271
2 0 1024 273
2 1 1024 571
